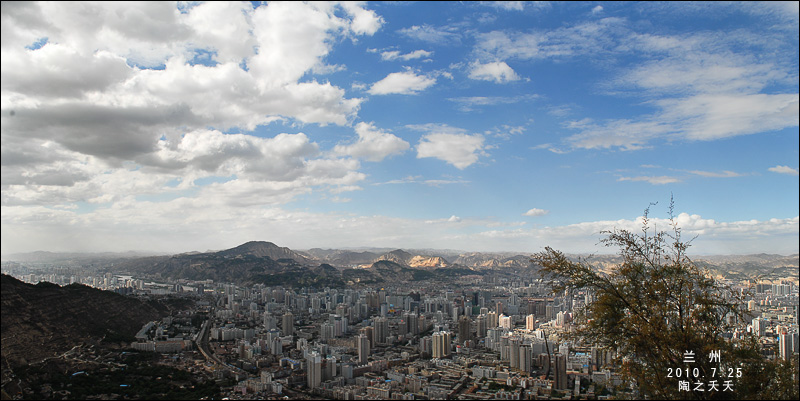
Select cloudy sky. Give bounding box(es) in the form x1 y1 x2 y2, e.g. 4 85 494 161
1 1 798 256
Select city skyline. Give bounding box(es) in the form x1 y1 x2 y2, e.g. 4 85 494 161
1 1 798 256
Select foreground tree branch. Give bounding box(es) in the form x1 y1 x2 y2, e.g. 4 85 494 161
532 198 799 400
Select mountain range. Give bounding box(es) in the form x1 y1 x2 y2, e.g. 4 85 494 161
3 242 797 286
78 241 540 287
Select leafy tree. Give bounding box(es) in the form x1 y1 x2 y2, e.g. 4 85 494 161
532 199 799 400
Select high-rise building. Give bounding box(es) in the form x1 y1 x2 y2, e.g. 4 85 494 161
374 317 389 345
526 314 536 331
487 311 499 328
554 354 568 390
432 332 444 359
322 322 335 341
778 328 792 361
556 311 566 327
407 312 419 335
282 311 294 336
520 344 533 373
263 313 276 331
509 337 521 369
307 352 322 389
476 314 487 339
271 336 282 355
431 330 451 359
499 314 512 330
458 316 472 344
331 314 347 337
325 356 337 380
360 326 374 348
753 318 766 337
358 334 370 365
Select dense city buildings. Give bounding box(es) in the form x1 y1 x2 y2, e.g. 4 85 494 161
2 255 798 400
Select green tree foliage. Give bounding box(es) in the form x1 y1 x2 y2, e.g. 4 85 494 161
532 199 799 400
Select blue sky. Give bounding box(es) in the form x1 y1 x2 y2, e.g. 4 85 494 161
1 1 798 255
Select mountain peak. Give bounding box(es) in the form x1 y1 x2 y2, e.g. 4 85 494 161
217 241 310 264
375 249 414 265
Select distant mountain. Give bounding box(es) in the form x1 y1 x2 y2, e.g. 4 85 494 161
0 274 166 375
693 254 799 282
340 260 483 284
375 249 415 265
110 242 344 287
216 241 314 264
304 248 381 267
454 252 535 269
408 255 450 269
548 253 799 283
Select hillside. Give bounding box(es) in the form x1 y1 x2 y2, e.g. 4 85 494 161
0 275 167 380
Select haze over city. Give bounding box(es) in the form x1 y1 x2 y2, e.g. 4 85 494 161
1 1 798 256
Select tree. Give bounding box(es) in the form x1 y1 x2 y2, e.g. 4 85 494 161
532 199 799 400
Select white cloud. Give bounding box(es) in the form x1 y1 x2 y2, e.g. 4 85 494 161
416 132 487 169
2 202 797 255
0 127 368 209
333 122 410 162
687 170 743 178
468 61 520 83
2 44 133 98
397 24 461 45
592 5 604 14
473 18 628 62
0 1 389 222
406 123 468 135
368 70 437 95
340 1 384 35
472 19 798 152
768 165 799 175
379 175 469 186
380 49 433 61
481 1 526 11
563 93 798 151
448 95 538 111
659 94 799 141
617 176 681 185
523 208 549 217
182 1 257 63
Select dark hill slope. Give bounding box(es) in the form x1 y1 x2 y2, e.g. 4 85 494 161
0 275 164 371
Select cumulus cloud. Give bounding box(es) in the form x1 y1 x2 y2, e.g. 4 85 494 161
523 208 549 217
468 61 520 83
340 1 384 35
1 2 384 217
333 122 410 162
368 70 437 95
768 165 799 175
416 132 487 169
